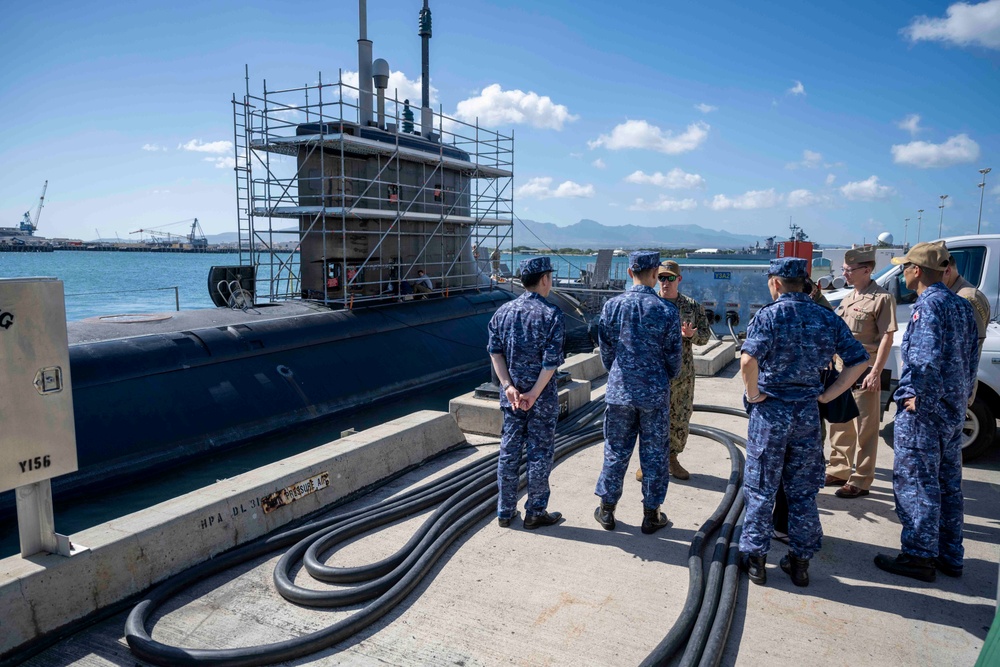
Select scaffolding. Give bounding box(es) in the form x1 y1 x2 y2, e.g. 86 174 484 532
232 69 514 307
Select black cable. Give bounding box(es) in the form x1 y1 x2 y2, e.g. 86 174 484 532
120 399 752 667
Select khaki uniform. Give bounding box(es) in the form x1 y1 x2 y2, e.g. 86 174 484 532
827 281 898 489
951 274 990 402
666 292 711 454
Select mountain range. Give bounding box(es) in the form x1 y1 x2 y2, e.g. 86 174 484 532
513 218 778 250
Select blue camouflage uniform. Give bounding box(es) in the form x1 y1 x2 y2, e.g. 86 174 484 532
740 258 868 559
892 282 979 569
596 251 682 509
487 256 565 520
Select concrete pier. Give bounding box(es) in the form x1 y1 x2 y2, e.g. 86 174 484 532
5 357 999 666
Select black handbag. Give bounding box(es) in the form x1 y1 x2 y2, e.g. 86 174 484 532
818 368 860 423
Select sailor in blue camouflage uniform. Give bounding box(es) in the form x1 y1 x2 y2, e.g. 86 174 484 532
594 250 682 535
875 243 979 582
739 258 869 587
487 256 566 530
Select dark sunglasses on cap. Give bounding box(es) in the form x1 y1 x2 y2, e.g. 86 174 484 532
658 274 678 283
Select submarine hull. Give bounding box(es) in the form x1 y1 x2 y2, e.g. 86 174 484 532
42 291 515 504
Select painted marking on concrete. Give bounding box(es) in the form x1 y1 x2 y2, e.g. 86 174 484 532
261 472 330 514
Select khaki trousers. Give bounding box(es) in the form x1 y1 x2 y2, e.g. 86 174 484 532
826 381 882 490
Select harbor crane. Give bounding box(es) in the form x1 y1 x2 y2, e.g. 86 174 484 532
19 181 47 236
130 218 207 247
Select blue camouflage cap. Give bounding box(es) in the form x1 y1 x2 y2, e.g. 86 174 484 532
519 256 554 276
629 251 660 272
768 257 809 279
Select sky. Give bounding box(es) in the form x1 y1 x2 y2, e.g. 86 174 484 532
1 0 998 246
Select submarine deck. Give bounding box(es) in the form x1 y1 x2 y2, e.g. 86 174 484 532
13 359 1000 666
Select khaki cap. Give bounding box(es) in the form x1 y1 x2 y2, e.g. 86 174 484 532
890 241 950 270
657 260 681 277
844 245 876 265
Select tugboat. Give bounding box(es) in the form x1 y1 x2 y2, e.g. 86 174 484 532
2 0 590 513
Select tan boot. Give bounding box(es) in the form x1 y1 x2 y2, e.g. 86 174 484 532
635 467 643 482
669 453 690 480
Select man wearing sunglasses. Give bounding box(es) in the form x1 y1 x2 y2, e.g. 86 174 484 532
635 260 711 481
825 245 898 499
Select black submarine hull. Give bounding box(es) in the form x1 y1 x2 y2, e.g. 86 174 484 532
56 290 516 502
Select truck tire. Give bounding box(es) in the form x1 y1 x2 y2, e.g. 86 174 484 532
962 397 997 462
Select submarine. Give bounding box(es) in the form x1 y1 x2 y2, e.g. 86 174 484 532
0 0 591 513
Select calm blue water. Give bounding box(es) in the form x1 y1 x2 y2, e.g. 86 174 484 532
0 252 243 321
0 250 770 321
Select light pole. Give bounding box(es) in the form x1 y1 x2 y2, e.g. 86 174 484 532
904 218 910 247
917 209 924 242
978 167 992 234
938 195 948 238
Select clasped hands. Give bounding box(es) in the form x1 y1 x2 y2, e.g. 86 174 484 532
505 384 540 411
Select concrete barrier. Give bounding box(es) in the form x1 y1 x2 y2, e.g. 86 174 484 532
449 379 592 436
560 352 605 381
693 340 737 376
0 410 466 659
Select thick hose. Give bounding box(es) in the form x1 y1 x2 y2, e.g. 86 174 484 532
124 400 752 667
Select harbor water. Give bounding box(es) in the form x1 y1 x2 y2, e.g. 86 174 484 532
0 251 770 321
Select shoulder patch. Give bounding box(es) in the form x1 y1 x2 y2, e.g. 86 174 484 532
912 310 919 321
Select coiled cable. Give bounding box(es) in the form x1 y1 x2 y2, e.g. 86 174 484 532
124 400 751 667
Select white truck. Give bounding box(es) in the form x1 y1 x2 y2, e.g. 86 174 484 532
827 234 1000 461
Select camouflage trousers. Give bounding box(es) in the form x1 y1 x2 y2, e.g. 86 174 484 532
669 373 695 454
739 398 825 559
892 409 964 568
596 402 670 509
497 397 558 519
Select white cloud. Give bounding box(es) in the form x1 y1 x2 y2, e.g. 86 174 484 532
896 114 923 135
825 173 837 185
453 84 577 130
707 189 780 210
592 158 607 169
204 156 237 169
629 196 698 212
180 139 233 154
840 175 894 201
787 80 806 96
625 168 706 189
992 184 1000 196
787 189 832 207
588 120 710 154
569 152 583 159
516 177 594 199
786 149 823 169
142 143 167 152
342 70 436 105
695 103 718 113
902 0 1000 50
891 134 980 168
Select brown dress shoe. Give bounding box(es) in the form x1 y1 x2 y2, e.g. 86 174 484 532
835 483 870 498
824 474 847 487
669 453 690 480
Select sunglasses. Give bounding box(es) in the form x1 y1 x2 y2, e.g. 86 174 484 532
658 274 678 283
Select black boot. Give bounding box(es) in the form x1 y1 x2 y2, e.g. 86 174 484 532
523 511 562 530
594 501 616 531
740 552 767 585
641 506 669 534
874 553 936 582
779 554 810 587
497 510 519 528
935 558 963 578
